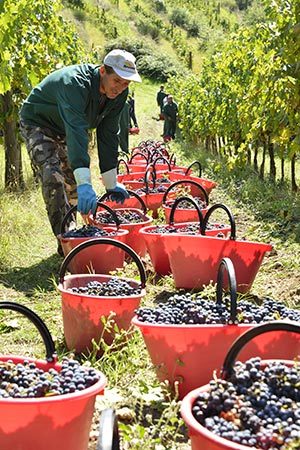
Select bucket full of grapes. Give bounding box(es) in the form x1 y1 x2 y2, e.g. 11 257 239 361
180 321 300 450
163 207 272 293
167 161 217 195
94 192 153 258
58 238 146 355
138 201 233 276
0 301 107 450
57 202 129 274
162 179 210 223
132 258 300 400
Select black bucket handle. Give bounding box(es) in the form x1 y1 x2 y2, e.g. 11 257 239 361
169 196 204 231
150 156 171 171
117 158 130 174
162 179 209 206
144 164 156 192
185 160 202 177
222 321 300 379
202 203 236 239
97 408 120 450
129 152 149 164
0 301 56 362
98 189 148 214
61 202 121 235
169 154 176 166
58 237 147 288
216 258 237 324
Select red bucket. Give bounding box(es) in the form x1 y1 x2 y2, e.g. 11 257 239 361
180 322 300 450
162 179 210 223
139 203 234 276
164 235 272 293
90 196 153 258
58 238 146 355
58 203 128 274
0 302 106 450
132 260 300 400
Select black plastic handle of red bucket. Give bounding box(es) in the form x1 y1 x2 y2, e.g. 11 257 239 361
0 301 56 362
98 190 148 214
144 164 157 192
60 202 121 235
150 156 171 171
221 321 300 379
202 203 236 239
169 154 176 166
97 408 120 450
216 258 237 324
185 160 202 177
169 196 205 231
117 158 130 174
129 152 149 164
58 237 147 288
162 179 209 206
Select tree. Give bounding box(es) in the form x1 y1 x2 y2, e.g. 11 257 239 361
0 0 85 190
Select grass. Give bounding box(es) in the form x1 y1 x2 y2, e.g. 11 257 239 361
1 80 300 449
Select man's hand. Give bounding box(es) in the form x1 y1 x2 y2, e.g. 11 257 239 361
107 182 130 204
74 167 97 214
77 184 97 214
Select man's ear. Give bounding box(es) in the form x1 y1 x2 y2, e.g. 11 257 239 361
100 65 105 75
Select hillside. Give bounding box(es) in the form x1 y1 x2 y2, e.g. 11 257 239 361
61 0 259 76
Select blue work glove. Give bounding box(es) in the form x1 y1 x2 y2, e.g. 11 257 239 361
107 182 130 204
77 184 97 214
74 167 97 215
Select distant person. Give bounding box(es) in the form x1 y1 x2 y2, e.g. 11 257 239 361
128 93 138 128
118 101 130 154
163 95 178 140
156 85 167 118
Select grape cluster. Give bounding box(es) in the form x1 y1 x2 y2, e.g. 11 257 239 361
0 356 100 398
192 356 300 448
68 277 142 297
62 225 117 238
166 197 207 209
147 223 227 235
95 210 144 224
135 294 300 325
136 185 167 194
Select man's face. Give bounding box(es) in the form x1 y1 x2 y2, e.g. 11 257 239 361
100 66 131 98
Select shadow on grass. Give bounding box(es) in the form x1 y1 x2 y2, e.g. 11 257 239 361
0 253 63 296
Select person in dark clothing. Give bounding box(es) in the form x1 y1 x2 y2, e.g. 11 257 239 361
118 101 130 154
163 95 178 140
156 85 167 118
128 93 138 128
19 49 141 254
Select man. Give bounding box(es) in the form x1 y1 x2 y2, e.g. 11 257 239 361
19 49 141 255
156 85 167 118
163 95 178 140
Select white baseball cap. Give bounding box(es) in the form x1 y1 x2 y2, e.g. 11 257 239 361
104 49 142 82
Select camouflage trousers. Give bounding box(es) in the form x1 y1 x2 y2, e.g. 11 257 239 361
19 122 77 238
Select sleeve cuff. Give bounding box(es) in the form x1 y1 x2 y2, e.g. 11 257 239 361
74 167 92 185
101 168 117 190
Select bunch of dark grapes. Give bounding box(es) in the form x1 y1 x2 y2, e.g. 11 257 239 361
0 356 100 398
135 294 300 325
94 210 144 225
135 185 168 194
68 277 142 297
147 223 226 236
62 224 117 238
166 196 207 209
192 356 300 448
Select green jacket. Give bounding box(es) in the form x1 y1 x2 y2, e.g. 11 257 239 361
19 64 128 174
163 101 178 121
